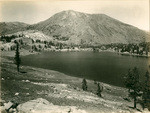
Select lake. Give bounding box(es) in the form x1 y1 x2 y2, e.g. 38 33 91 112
22 51 150 87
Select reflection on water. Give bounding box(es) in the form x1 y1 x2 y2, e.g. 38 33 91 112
22 51 149 87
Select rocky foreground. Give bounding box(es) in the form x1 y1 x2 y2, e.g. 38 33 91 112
0 52 150 113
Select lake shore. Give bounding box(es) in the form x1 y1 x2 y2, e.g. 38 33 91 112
118 52 150 58
2 49 149 87
1 51 149 113
2 46 150 59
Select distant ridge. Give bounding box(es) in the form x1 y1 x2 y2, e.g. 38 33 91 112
0 22 29 35
0 10 149 44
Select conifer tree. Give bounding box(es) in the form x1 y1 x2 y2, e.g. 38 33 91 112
125 67 141 109
125 69 133 94
97 83 103 97
142 71 150 110
131 67 141 109
82 78 87 91
15 42 21 72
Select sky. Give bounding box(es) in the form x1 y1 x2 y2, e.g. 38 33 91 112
0 0 149 31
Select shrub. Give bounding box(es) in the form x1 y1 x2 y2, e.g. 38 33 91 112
82 78 87 91
97 83 103 97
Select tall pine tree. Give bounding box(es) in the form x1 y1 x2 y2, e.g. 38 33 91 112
125 69 133 94
131 67 141 109
15 42 21 72
125 67 141 109
142 71 150 110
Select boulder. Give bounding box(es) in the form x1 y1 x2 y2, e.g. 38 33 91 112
17 98 86 113
1 101 19 113
0 106 7 113
3 101 13 110
142 108 150 113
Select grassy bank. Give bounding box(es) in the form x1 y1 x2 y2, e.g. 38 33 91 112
0 51 147 113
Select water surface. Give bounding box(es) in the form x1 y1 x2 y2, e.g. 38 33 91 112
22 51 149 87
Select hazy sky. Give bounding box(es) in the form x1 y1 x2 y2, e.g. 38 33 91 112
0 0 149 31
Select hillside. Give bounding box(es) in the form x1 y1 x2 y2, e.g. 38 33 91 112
0 10 149 45
1 56 149 113
0 22 29 35
8 30 54 41
31 10 149 45
1 30 56 51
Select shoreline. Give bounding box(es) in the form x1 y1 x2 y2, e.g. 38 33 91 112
40 49 150 58
2 47 150 59
119 52 150 58
1 50 127 89
1 52 148 112
1 49 148 88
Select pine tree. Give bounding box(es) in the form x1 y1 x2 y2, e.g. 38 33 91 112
136 46 139 54
125 67 141 109
82 78 87 91
131 67 141 109
15 42 21 72
125 69 133 94
97 83 103 97
142 71 150 110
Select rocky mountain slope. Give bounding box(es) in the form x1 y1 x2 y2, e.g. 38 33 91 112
31 10 149 45
8 30 54 41
0 10 149 45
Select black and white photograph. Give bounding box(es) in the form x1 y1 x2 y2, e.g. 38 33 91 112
0 0 150 112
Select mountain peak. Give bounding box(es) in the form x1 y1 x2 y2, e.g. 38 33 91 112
64 10 79 16
1 10 148 44
32 10 148 44
64 10 76 13
60 10 85 18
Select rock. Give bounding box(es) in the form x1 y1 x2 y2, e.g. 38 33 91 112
26 93 30 95
9 108 16 112
3 101 13 110
0 106 7 113
25 80 30 82
134 111 141 113
22 79 30 82
17 98 87 113
3 101 19 112
142 108 150 113
15 93 19 96
125 111 130 113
